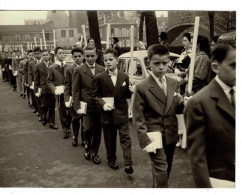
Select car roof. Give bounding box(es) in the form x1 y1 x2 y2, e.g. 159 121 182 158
119 50 180 58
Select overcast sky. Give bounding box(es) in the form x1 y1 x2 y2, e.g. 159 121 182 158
0 11 168 25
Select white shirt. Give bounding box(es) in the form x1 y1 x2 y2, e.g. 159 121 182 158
150 72 167 95
44 61 49 68
215 75 236 104
108 68 118 86
86 62 95 75
55 60 66 67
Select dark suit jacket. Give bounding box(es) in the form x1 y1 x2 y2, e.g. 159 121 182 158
34 61 53 94
93 70 131 124
12 58 19 73
72 63 105 113
28 59 41 86
132 75 184 149
184 79 235 187
5 58 12 71
64 64 79 103
47 63 70 94
24 59 34 84
18 59 27 74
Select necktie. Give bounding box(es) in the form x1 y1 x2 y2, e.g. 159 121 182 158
230 88 235 108
159 78 167 96
108 72 118 76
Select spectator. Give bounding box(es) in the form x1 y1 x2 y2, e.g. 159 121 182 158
159 32 170 49
111 37 121 56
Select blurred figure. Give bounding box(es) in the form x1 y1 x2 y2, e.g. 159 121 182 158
184 43 235 188
137 41 146 50
111 37 121 56
159 32 170 49
18 51 28 97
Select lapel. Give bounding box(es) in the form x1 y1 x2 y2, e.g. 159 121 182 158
113 70 125 97
83 63 94 79
164 76 177 114
210 80 235 119
94 64 103 76
40 61 48 73
103 70 115 93
148 75 167 104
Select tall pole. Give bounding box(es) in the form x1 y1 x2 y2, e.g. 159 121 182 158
106 24 111 49
27 42 30 50
53 29 56 49
130 25 135 84
42 30 47 49
40 38 43 50
187 17 200 96
20 44 24 57
81 25 87 48
30 43 33 50
34 36 37 47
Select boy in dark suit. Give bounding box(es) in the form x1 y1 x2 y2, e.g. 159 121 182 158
48 47 72 138
184 43 235 188
64 47 85 147
93 48 133 174
72 47 105 164
34 49 57 129
132 44 184 187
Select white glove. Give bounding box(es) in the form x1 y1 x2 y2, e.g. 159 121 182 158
174 68 181 75
77 109 84 115
184 96 192 106
35 93 39 97
129 85 135 93
55 89 60 95
30 86 34 89
103 103 113 111
65 102 71 108
143 142 157 154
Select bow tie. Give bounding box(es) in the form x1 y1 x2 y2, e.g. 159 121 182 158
88 66 95 69
108 71 117 76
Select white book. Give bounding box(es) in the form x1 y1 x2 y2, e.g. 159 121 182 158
30 81 34 89
80 101 87 114
102 97 115 109
209 177 235 188
147 131 163 149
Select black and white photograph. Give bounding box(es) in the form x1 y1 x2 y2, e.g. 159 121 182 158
0 0 239 193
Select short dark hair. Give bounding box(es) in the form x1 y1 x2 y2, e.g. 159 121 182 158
71 47 84 55
41 49 49 54
27 50 33 54
113 37 119 43
103 48 118 58
183 32 192 42
159 32 168 40
54 46 64 54
212 35 220 43
84 46 97 54
211 42 235 64
197 35 210 56
87 38 95 43
33 47 41 53
148 44 169 60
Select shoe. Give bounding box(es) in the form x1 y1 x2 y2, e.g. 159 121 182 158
92 154 101 164
23 94 26 99
124 165 134 174
81 141 85 147
108 161 119 170
33 109 37 113
72 137 78 147
36 112 39 116
84 147 90 160
68 129 71 135
49 123 58 129
38 117 42 121
28 103 31 107
42 119 47 126
63 132 69 139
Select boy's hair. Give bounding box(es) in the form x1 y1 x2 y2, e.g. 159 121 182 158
148 44 169 60
113 37 119 43
71 47 84 55
41 49 50 54
87 38 95 43
54 46 64 54
84 46 97 54
27 50 33 54
212 35 220 43
183 32 192 42
103 48 118 58
211 42 234 64
33 47 41 53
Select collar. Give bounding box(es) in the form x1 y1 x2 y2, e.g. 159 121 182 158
75 63 82 67
86 62 96 68
108 68 118 75
150 72 166 83
215 75 235 93
56 60 66 66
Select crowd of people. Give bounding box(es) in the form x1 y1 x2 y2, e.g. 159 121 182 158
0 33 236 188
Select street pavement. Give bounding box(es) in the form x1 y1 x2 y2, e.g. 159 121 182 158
0 73 195 188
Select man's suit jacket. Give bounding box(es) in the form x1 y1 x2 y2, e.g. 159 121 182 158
93 70 131 125
18 59 27 74
132 75 184 149
34 61 53 94
47 63 69 94
184 79 235 187
24 59 33 84
11 58 19 73
72 63 105 113
5 58 12 71
64 64 79 103
28 59 40 86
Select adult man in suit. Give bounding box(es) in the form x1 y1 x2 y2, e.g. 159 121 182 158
24 50 34 107
64 47 85 146
48 46 72 138
35 49 57 129
72 46 105 164
93 48 133 173
28 47 42 119
18 51 28 98
132 44 184 188
5 52 13 86
184 43 235 188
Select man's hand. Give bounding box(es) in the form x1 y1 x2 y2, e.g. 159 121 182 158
35 93 39 97
77 109 84 115
174 68 181 75
143 142 157 154
65 102 71 108
103 103 113 111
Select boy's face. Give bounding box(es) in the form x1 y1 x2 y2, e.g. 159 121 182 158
16 52 21 57
34 51 42 60
72 51 84 65
42 51 50 62
28 52 34 60
24 51 28 59
149 53 170 78
217 50 236 87
84 49 97 65
56 49 65 62
104 53 118 72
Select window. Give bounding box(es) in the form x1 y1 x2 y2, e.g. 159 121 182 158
111 28 114 36
61 30 66 37
26 34 30 41
128 58 143 78
69 30 74 37
122 28 126 36
126 39 130 47
117 58 126 72
35 34 40 41
16 34 21 41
